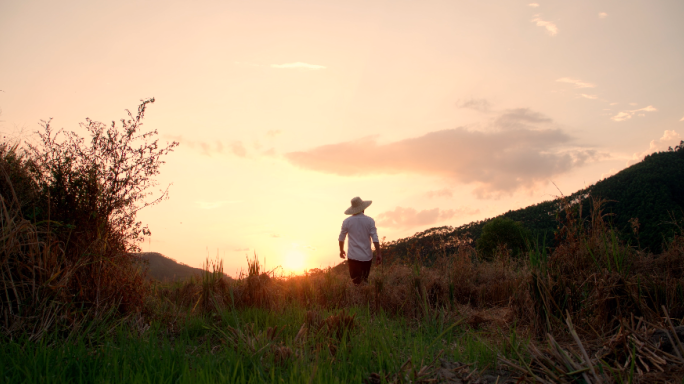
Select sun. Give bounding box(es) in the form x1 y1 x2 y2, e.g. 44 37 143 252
283 250 306 274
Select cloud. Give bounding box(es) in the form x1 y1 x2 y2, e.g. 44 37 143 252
457 98 491 113
230 141 247 157
266 130 283 137
581 94 598 100
611 105 657 122
426 189 453 198
270 62 326 70
528 3 539 7
271 234 281 238
556 78 596 89
195 200 241 209
233 247 250 252
164 135 248 157
494 108 552 129
598 12 608 19
600 168 618 179
680 116 684 122
627 130 682 166
377 206 479 229
531 14 558 36
285 108 598 197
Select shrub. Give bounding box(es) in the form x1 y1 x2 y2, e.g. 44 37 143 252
476 217 530 259
0 99 177 340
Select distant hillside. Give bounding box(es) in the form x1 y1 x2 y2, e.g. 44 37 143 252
137 252 206 282
385 142 684 261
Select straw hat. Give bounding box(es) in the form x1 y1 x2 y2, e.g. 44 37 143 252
344 196 372 215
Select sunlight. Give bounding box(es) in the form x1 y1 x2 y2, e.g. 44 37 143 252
282 250 307 274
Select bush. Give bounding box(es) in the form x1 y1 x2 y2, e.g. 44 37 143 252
476 217 530 259
0 142 39 213
0 99 177 340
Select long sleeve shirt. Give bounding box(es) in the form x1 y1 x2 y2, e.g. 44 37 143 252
338 213 379 261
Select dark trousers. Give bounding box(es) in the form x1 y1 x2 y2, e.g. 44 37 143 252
348 259 372 285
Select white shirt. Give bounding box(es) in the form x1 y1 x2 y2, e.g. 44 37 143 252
338 213 379 261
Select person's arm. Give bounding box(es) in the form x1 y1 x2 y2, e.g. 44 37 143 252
338 220 348 259
374 242 382 264
369 219 382 264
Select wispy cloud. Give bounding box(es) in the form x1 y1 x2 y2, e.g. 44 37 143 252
598 12 608 19
531 14 558 36
627 130 682 166
230 141 247 157
600 168 618 179
426 188 453 198
556 77 596 89
494 108 552 129
285 108 599 198
164 135 247 157
680 116 684 122
611 105 657 122
266 130 283 137
270 62 326 70
581 94 598 100
528 3 540 7
377 206 479 229
195 200 241 209
457 98 492 113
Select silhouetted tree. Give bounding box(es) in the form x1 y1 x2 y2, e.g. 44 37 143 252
476 217 530 259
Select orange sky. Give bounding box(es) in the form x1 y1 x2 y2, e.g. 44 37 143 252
2 0 683 275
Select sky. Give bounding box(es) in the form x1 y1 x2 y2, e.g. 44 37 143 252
1 0 683 276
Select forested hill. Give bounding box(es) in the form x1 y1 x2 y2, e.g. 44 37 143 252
384 141 684 260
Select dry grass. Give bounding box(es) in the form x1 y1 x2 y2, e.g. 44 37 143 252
3 168 684 382
515 197 684 340
137 197 684 382
0 173 149 342
151 198 684 343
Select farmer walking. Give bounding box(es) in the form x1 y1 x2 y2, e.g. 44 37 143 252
338 196 382 285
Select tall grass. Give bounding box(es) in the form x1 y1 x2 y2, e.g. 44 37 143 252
0 141 151 343
520 197 684 337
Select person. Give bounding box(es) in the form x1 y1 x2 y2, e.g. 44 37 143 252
338 196 382 285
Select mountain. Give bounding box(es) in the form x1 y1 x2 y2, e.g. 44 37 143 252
137 252 206 282
384 142 684 261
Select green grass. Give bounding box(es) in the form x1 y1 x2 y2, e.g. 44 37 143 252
1 305 524 383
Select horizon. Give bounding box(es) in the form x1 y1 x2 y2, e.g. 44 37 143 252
2 0 683 276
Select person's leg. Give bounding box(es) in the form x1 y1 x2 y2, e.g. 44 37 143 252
348 259 372 285
359 259 372 284
348 259 361 285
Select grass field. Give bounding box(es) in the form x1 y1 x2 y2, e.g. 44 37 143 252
1 304 523 383
4 186 684 382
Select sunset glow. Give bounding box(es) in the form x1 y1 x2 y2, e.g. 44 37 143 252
282 250 307 275
2 0 683 276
